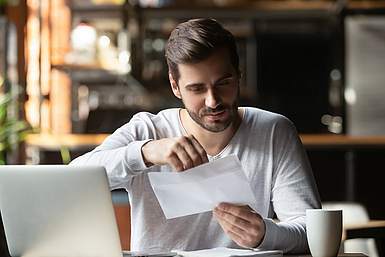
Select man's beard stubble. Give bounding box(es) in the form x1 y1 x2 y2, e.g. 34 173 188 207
184 100 239 133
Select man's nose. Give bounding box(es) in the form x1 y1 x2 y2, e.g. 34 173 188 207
205 88 221 109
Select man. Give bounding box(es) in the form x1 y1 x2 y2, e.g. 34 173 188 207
71 18 320 253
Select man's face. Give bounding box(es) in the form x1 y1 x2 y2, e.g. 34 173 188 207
170 48 240 133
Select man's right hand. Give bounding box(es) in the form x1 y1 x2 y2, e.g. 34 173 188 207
141 135 208 172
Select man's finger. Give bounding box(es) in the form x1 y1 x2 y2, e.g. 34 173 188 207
215 214 252 248
215 210 264 248
173 143 194 170
214 212 247 238
189 135 208 163
216 203 256 221
167 153 184 172
226 230 249 248
180 137 205 167
214 208 251 231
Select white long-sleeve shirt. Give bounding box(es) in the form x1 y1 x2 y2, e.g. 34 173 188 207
70 107 321 253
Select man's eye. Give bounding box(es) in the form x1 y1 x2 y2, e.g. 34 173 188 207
217 79 232 86
189 86 204 92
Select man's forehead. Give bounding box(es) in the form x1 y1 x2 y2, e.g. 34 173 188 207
177 49 235 82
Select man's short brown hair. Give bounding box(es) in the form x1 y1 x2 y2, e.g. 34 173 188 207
165 18 240 82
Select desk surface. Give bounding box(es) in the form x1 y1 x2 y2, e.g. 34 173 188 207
25 133 109 150
344 220 385 240
287 254 367 257
300 134 385 149
25 133 385 150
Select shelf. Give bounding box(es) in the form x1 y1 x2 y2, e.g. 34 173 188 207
138 1 338 20
346 0 385 14
51 63 129 82
67 1 385 19
70 4 124 13
69 4 126 19
52 62 106 71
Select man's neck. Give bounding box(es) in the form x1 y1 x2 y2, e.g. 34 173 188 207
180 108 243 156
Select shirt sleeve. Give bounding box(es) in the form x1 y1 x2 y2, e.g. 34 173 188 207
258 116 321 253
70 113 155 190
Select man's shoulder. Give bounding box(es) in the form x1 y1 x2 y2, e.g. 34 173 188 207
127 108 181 133
132 108 179 121
157 108 180 117
243 107 290 125
242 107 297 140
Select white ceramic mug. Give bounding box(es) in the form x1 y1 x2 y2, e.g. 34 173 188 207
306 209 343 257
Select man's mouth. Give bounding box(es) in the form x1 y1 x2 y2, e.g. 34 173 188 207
205 110 227 120
209 110 225 115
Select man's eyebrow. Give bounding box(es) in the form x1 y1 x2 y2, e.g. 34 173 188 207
185 83 205 89
185 73 235 89
215 73 234 83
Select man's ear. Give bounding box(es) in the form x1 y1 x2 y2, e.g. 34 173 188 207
169 73 182 99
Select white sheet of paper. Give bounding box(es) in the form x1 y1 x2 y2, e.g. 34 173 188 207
176 247 283 257
148 155 257 219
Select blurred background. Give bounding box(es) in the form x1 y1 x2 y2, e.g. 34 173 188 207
0 0 385 255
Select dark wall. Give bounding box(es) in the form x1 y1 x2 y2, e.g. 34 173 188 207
307 149 385 219
254 17 343 134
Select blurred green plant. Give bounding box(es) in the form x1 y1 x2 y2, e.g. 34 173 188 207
60 146 71 164
0 78 30 164
0 0 19 7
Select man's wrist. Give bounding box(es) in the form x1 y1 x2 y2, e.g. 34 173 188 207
256 218 277 250
141 140 154 167
254 218 267 248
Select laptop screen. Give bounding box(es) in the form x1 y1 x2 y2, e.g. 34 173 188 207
0 165 123 257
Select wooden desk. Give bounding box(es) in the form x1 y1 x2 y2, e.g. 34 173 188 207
25 134 109 164
26 133 385 150
25 133 109 150
345 220 385 240
300 134 385 149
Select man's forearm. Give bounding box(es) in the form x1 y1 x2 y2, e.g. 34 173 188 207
258 218 308 254
70 140 151 183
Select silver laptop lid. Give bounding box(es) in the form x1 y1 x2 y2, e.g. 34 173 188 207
0 165 123 257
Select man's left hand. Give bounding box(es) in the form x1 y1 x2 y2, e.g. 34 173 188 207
213 203 266 248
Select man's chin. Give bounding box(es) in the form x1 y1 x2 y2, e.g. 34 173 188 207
186 108 234 132
201 119 232 133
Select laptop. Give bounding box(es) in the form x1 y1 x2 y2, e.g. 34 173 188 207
0 165 124 257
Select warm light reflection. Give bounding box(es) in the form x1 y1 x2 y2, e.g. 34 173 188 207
51 0 70 64
51 69 71 133
71 23 97 51
25 100 40 127
51 0 72 133
99 35 111 48
25 0 40 128
345 88 357 105
26 0 72 133
40 0 51 96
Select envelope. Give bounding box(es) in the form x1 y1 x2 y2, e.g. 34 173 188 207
148 155 257 219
